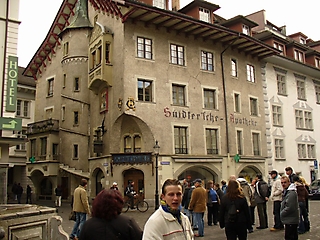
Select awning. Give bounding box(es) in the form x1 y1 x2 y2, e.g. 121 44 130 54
59 164 90 179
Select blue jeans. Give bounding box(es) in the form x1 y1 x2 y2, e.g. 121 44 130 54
71 212 87 238
194 212 204 236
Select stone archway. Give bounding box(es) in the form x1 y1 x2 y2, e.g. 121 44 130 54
92 167 105 196
238 165 262 183
123 168 145 198
177 165 218 185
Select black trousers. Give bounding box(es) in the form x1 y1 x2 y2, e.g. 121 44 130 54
273 201 283 229
225 222 247 240
284 224 298 240
257 202 268 228
207 202 219 225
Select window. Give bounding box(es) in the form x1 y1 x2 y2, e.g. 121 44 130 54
300 38 306 44
137 37 152 59
63 42 69 56
294 49 304 62
273 42 284 55
153 0 165 9
295 110 313 129
275 138 285 159
63 74 66 88
250 97 258 116
30 139 36 158
73 144 79 159
277 74 286 95
206 128 218 154
315 83 320 103
90 46 102 70
242 24 250 35
296 79 306 99
62 106 65 121
174 126 188 154
15 130 27 151
272 105 282 126
16 100 30 118
246 64 255 82
40 137 47 157
203 89 216 109
52 143 59 160
74 77 80 91
199 7 210 23
74 111 79 125
201 51 214 71
236 130 243 155
234 93 240 113
252 132 260 156
47 78 54 97
298 143 315 159
314 58 320 68
172 84 185 106
123 135 142 153
231 59 238 77
105 42 110 63
170 44 185 66
138 79 152 102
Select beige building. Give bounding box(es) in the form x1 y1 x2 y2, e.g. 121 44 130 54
24 0 279 203
247 10 320 183
0 0 27 204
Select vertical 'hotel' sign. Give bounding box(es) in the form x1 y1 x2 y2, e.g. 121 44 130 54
6 56 18 112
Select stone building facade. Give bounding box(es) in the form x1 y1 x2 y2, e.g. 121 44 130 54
24 0 279 203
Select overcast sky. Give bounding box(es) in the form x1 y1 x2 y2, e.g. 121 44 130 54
18 0 320 67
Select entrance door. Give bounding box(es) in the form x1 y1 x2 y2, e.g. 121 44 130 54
123 169 144 198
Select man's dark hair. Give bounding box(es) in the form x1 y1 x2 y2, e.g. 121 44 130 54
80 178 88 186
161 179 181 195
256 173 263 180
285 167 293 172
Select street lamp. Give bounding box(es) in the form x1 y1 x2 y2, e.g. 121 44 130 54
153 140 160 210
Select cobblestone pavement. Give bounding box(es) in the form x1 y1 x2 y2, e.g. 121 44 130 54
38 200 320 239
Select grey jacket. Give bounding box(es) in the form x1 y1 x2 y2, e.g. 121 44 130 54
280 183 299 224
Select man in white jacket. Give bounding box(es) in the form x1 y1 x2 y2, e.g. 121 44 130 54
143 179 194 240
269 170 284 231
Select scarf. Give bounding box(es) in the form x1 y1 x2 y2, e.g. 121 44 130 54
160 200 182 224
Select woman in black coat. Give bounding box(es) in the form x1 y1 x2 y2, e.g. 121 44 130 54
79 189 142 240
219 180 251 240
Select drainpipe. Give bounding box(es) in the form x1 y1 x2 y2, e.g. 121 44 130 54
1 0 10 136
220 33 240 156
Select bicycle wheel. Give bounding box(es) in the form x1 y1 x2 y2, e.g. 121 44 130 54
122 201 130 213
137 200 149 212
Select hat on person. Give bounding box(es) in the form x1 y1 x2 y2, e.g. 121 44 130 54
113 182 117 185
270 170 278 175
193 179 202 184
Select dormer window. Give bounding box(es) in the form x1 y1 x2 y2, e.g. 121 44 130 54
273 42 284 55
294 49 304 62
199 7 210 23
300 37 306 44
242 24 250 35
315 58 320 68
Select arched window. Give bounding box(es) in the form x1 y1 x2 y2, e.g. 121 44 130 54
124 134 142 153
134 135 141 152
124 135 132 153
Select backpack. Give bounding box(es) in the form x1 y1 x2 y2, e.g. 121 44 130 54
227 201 238 223
258 181 271 198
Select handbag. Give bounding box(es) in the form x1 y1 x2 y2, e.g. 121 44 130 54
69 211 76 221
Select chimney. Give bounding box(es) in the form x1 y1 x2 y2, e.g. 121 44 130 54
172 0 180 11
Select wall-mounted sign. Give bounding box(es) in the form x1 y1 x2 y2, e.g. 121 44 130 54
6 56 18 112
160 161 170 165
0 117 22 130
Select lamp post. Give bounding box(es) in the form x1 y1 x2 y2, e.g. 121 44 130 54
153 140 160 210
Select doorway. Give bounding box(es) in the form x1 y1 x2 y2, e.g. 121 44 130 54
123 168 145 198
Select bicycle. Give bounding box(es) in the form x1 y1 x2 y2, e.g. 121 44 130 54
122 195 149 213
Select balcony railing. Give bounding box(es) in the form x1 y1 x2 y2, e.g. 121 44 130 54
27 119 59 134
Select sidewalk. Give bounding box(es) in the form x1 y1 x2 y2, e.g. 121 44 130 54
33 199 319 239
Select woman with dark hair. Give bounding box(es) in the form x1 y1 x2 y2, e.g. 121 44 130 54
79 189 142 240
219 180 251 240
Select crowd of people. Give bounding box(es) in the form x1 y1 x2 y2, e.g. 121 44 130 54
68 166 310 240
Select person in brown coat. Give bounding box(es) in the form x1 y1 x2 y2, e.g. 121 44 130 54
70 179 91 240
188 179 207 237
293 175 310 234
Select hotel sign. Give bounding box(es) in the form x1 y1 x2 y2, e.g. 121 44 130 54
6 56 18 112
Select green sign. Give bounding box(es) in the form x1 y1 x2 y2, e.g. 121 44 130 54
0 117 22 130
234 154 241 163
6 56 18 112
